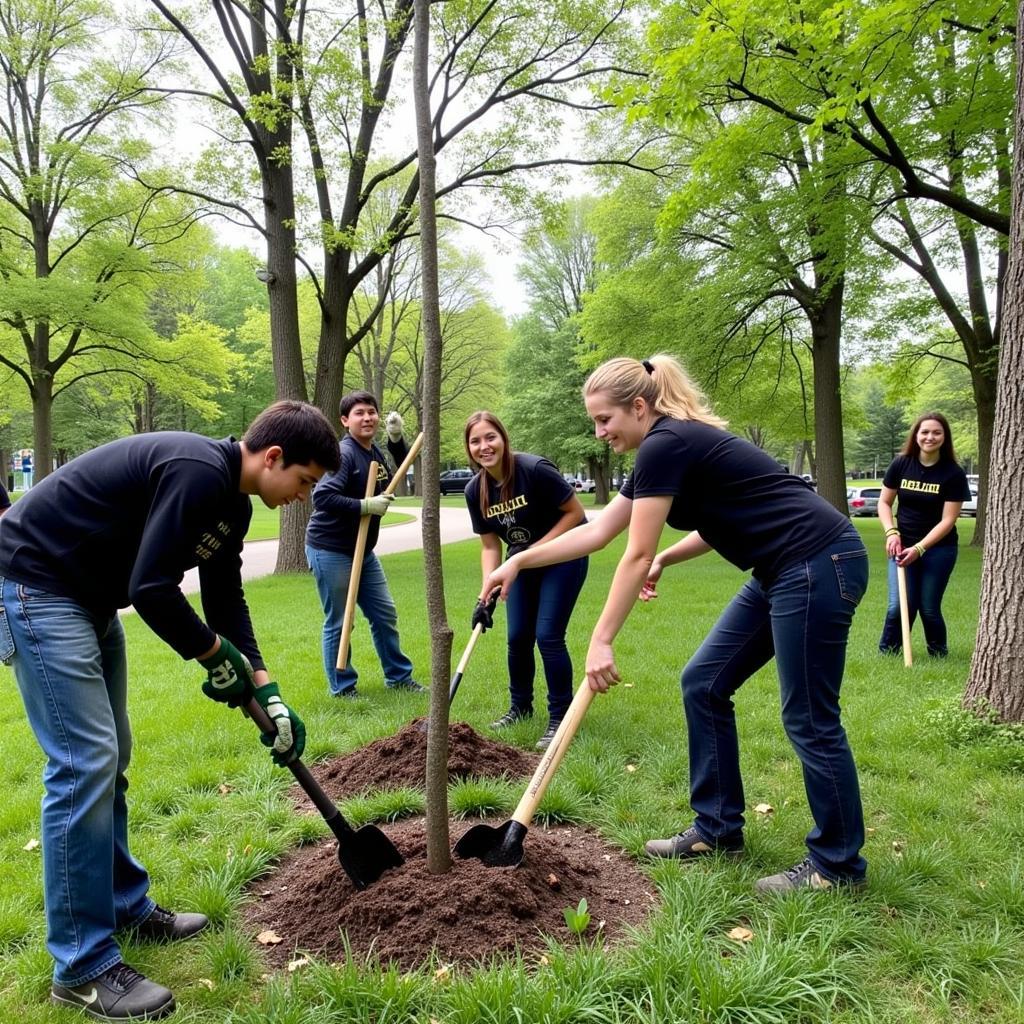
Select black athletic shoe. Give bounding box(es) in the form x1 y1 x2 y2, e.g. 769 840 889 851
389 679 427 693
335 686 360 699
535 720 562 750
51 963 175 1020
644 826 744 860
490 706 533 729
133 905 208 942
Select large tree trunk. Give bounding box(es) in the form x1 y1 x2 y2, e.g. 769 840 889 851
963 25 1024 723
969 366 996 549
414 0 454 874
809 279 847 515
30 370 53 484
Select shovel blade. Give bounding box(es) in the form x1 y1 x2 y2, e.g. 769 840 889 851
337 823 405 890
453 819 527 868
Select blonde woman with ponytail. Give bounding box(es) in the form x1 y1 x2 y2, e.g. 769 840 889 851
483 353 870 894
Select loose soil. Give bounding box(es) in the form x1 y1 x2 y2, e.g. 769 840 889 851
299 719 540 803
250 721 657 971
244 817 657 971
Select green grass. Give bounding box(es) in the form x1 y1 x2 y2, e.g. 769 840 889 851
2 519 1021 1023
245 500 417 541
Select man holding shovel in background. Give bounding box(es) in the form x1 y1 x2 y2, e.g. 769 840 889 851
0 400 339 1021
305 391 424 698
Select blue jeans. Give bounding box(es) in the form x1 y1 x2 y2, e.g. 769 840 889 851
0 577 154 986
505 556 588 721
305 545 414 694
879 544 958 657
680 529 869 882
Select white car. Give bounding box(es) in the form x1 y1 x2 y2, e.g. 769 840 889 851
960 484 978 517
574 478 596 493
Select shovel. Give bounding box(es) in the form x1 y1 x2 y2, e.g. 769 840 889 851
453 676 596 867
415 591 499 734
335 432 425 672
245 696 403 889
448 591 500 705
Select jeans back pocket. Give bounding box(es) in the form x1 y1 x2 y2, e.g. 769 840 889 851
832 549 869 606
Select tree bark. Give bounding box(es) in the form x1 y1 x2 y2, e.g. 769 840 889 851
809 278 847 514
962 16 1024 723
413 0 454 873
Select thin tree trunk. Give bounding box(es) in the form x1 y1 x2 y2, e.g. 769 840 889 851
810 279 847 514
963 19 1024 722
414 0 454 873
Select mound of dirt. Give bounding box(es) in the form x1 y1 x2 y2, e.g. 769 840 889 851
244 817 656 972
304 720 539 801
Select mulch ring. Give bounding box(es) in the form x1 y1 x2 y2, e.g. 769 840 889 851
243 816 658 972
296 719 540 805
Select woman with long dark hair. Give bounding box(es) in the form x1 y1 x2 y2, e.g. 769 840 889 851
463 411 588 750
481 355 870 893
877 412 971 658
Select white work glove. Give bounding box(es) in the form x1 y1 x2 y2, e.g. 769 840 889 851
385 411 404 442
360 493 395 517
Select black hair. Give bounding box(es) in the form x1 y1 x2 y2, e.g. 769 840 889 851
242 400 340 472
339 390 379 418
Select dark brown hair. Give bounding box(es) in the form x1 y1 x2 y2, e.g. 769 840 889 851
464 411 515 517
242 400 340 472
900 411 959 464
339 390 379 418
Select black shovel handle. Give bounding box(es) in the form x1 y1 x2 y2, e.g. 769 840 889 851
449 592 499 704
246 697 355 842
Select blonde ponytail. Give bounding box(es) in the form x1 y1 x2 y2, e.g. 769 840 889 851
584 354 727 429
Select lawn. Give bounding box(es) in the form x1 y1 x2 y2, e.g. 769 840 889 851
246 500 417 540
1 519 1021 1023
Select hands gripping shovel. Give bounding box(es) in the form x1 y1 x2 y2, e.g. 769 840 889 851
453 676 596 867
244 698 403 889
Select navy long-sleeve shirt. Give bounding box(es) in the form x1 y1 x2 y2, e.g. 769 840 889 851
0 433 264 670
305 435 391 554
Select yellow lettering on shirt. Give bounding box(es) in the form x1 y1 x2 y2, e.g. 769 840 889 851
900 480 941 494
487 495 528 518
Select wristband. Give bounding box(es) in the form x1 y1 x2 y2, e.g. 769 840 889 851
884 527 899 537
914 543 926 558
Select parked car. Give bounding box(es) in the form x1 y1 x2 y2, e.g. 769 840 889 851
439 468 474 495
562 472 580 489
847 486 882 517
574 478 596 493
960 484 978 517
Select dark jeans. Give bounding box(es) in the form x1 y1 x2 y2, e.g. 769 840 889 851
505 555 588 721
681 528 869 882
879 543 958 657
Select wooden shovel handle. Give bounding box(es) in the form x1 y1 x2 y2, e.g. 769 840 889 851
383 432 424 496
511 679 596 827
897 563 913 668
336 461 378 671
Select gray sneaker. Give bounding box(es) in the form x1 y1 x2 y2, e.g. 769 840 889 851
535 720 562 750
52 963 175 1020
490 706 532 729
755 857 865 894
644 826 744 860
389 679 427 693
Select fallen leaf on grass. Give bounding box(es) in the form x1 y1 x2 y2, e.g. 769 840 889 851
218 784 232 796
623 683 634 689
23 838 40 852
197 979 215 991
287 957 309 972
625 764 637 773
433 964 452 982
257 930 283 945
728 926 754 943
753 803 773 816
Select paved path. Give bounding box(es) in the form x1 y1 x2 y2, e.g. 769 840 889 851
179 504 476 595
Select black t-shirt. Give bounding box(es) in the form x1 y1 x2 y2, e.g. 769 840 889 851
0 433 263 669
0 480 9 511
306 434 392 554
622 417 850 582
465 453 576 555
883 455 970 547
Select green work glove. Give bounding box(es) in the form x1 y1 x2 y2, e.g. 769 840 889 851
199 636 256 708
255 683 305 766
360 493 394 517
